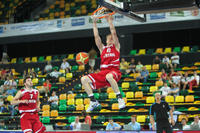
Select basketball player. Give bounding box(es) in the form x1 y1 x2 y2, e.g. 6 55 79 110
11 76 46 133
81 15 125 112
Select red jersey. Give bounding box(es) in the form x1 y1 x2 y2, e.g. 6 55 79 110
100 44 120 70
18 88 38 114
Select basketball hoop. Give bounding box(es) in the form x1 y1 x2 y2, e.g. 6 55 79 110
92 5 115 19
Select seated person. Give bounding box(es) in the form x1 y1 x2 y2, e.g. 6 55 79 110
60 58 71 73
48 68 61 83
190 116 200 130
136 61 143 72
120 58 129 74
160 69 168 83
44 61 53 74
153 56 161 64
188 71 199 90
136 66 149 83
70 116 81 131
127 115 141 131
181 118 190 130
48 91 58 106
126 58 136 74
181 72 190 90
106 117 121 131
169 83 180 96
159 82 171 97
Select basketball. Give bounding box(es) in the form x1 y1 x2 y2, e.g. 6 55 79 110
76 52 89 65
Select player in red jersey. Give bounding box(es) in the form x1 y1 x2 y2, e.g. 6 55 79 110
81 15 125 112
11 76 46 133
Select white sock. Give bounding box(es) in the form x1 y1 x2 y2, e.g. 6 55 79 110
88 94 94 97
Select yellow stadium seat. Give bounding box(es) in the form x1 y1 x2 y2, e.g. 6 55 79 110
59 77 66 83
157 72 162 78
126 92 134 99
121 82 130 89
194 62 200 66
19 79 24 86
31 57 37 62
137 115 146 123
182 46 190 53
67 99 75 105
178 115 188 122
146 97 155 103
138 49 146 55
150 86 158 92
85 104 89 111
185 95 194 102
165 95 174 103
155 48 163 54
42 110 50 117
24 57 31 63
76 104 84 111
112 103 119 110
51 110 58 117
108 93 116 99
42 105 50 111
164 47 172 54
66 73 73 80
32 78 39 85
175 96 184 103
59 94 67 100
155 81 163 87
59 69 65 74
46 56 52 61
78 65 85 71
68 94 75 99
67 54 74 60
152 64 159 70
107 87 114 93
135 91 143 99
84 98 90 105
145 65 151 70
75 99 83 105
11 58 17 63
133 73 141 79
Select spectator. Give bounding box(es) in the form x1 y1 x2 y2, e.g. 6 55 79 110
43 79 52 96
70 116 81 131
0 68 7 80
5 85 17 96
1 52 9 64
160 69 168 82
44 61 53 74
136 66 149 83
190 116 200 130
60 58 71 73
171 52 180 69
188 71 199 90
48 68 61 83
22 70 27 79
153 56 161 64
106 117 121 131
168 68 177 79
169 83 180 96
162 55 170 69
48 91 58 106
169 71 182 88
128 115 141 131
120 58 129 74
88 48 97 73
181 118 190 130
159 82 171 97
126 58 136 74
0 98 10 113
136 61 143 72
82 110 92 126
181 72 190 90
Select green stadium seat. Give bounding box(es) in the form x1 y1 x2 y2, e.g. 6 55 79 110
180 90 189 96
59 100 67 105
96 115 105 124
51 104 58 110
42 117 50 124
147 49 154 55
17 57 23 64
68 105 75 111
71 65 78 72
173 47 181 53
38 56 45 62
130 50 137 55
191 45 199 52
99 93 107 100
74 84 82 90
94 93 99 100
68 116 76 123
75 93 84 99
149 72 158 79
53 55 59 61
59 104 67 111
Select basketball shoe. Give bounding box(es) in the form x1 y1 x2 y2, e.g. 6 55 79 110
86 101 100 112
118 98 126 109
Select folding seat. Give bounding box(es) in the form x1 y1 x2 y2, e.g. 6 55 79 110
11 58 17 63
76 104 84 111
59 99 67 105
175 96 184 103
152 64 159 70
137 115 146 123
67 99 75 105
42 105 50 111
121 82 130 89
150 86 158 92
68 94 75 99
164 47 172 54
42 117 50 124
31 57 37 62
51 110 58 117
59 104 67 111
75 98 83 105
138 49 146 55
108 93 116 99
185 95 194 103
165 95 174 103
155 81 163 87
135 91 143 99
155 48 163 54
146 96 155 103
59 94 67 100
126 92 134 99
84 98 90 105
145 65 151 71
182 46 190 53
107 87 114 93
42 110 50 117
66 73 73 80
59 77 66 83
112 103 119 110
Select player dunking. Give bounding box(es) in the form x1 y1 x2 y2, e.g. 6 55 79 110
81 15 125 112
11 76 46 133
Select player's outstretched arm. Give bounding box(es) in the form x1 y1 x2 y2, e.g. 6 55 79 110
93 17 104 53
11 90 28 105
106 15 120 50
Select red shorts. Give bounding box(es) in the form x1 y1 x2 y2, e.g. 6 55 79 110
87 68 121 89
20 112 46 133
